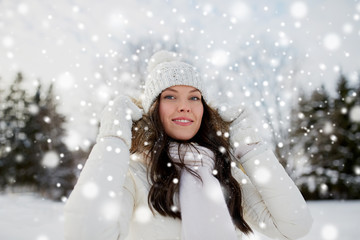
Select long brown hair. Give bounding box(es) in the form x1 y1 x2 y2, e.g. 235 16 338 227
130 96 252 234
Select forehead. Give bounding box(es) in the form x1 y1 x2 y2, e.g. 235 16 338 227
163 85 200 92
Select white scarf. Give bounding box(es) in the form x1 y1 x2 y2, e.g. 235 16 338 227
169 143 238 240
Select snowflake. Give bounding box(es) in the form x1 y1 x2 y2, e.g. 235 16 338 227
81 181 99 199
321 224 338 240
101 201 120 221
210 50 229 67
171 205 178 212
354 166 360 175
230 2 251 21
36 235 49 240
218 146 226 153
43 116 51 123
320 183 328 194
2 36 14 48
290 2 308 19
41 151 59 168
330 135 337 142
17 3 29 15
349 105 360 122
323 33 341 51
254 167 271 184
134 206 152 223
56 72 75 89
342 23 353 34
204 180 224 203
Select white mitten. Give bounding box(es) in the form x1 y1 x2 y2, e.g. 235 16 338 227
97 95 143 148
217 104 262 148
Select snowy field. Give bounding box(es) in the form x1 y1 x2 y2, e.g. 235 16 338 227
0 193 359 240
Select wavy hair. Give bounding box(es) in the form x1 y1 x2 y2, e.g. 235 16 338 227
130 96 252 234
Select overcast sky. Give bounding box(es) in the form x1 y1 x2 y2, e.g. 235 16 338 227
1 0 359 149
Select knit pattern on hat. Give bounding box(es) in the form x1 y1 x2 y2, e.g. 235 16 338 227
142 50 207 113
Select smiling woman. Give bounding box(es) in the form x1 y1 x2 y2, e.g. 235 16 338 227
64 50 313 240
159 85 204 141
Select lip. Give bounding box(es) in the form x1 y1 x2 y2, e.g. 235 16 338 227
172 117 193 126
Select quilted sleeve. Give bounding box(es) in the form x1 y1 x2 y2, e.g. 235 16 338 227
64 137 133 240
232 144 313 239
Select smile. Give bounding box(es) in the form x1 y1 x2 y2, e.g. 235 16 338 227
172 118 193 126
174 119 191 123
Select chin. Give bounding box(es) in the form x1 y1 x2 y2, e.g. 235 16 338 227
172 136 192 142
170 133 196 142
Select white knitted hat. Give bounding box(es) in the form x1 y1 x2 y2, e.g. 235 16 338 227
142 50 207 113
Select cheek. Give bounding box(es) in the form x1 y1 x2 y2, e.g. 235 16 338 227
159 102 170 125
195 105 204 121
159 104 165 124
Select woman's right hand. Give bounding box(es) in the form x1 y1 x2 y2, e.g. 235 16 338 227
65 96 140 240
97 95 143 148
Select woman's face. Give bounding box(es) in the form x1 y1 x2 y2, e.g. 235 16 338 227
159 85 204 141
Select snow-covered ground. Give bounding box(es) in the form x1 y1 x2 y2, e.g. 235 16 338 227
0 193 359 240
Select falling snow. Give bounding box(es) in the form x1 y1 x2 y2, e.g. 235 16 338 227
253 167 271 184
41 151 60 169
56 72 75 90
349 105 360 122
323 33 341 51
230 2 251 21
101 201 120 221
323 121 333 134
0 0 359 239
81 181 99 199
211 50 229 67
290 2 308 19
321 224 339 240
134 205 153 224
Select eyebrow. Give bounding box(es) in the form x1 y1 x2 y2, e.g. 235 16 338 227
163 88 201 93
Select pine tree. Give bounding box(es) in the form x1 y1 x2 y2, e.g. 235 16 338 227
24 83 76 199
0 76 7 177
291 85 334 199
0 73 32 188
0 74 77 200
0 76 6 156
40 83 76 199
292 74 360 199
328 75 360 198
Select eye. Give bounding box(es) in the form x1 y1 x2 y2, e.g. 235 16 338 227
164 95 175 100
190 96 201 101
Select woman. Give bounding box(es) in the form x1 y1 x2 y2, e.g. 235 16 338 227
64 50 313 240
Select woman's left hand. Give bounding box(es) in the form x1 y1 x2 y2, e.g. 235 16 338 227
216 104 262 148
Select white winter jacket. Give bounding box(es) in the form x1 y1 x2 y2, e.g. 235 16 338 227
64 137 312 240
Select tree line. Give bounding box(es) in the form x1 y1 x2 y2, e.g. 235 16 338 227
0 73 89 201
0 71 359 201
290 74 360 199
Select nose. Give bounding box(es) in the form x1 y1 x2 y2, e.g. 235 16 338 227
178 100 191 112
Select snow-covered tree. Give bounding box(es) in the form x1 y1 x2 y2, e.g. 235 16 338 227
25 83 77 199
327 75 360 199
0 73 77 200
291 85 333 198
292 74 360 199
0 73 32 188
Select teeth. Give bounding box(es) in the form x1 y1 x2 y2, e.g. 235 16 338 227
174 119 191 123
